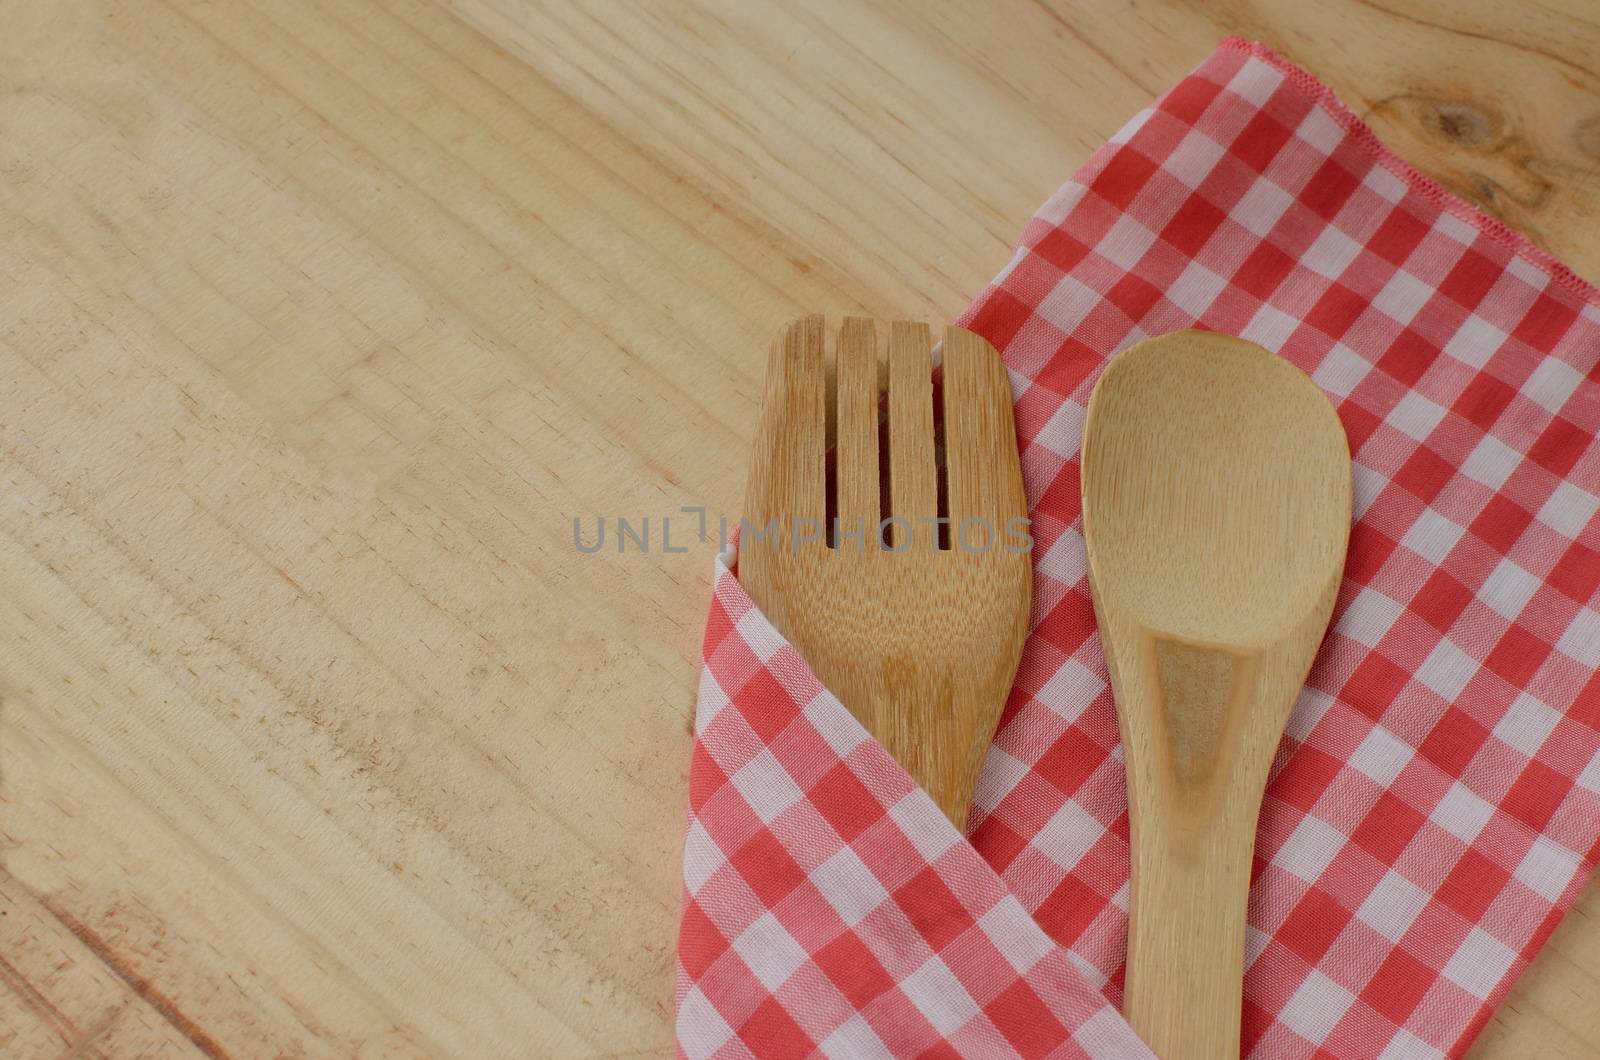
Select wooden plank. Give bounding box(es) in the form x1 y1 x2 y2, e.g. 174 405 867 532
0 0 1595 1054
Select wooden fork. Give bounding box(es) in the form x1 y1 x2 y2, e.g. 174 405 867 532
739 316 1031 827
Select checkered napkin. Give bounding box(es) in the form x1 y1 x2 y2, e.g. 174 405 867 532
677 38 1600 1060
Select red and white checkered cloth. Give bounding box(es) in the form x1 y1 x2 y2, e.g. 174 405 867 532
676 39 1600 1059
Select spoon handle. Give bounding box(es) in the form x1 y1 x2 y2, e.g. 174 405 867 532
1125 833 1257 1060
1116 634 1283 1060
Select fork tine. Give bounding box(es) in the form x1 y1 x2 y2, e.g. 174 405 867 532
836 319 880 546
944 327 1015 551
889 320 937 551
748 315 826 549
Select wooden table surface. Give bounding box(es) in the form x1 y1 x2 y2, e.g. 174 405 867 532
2 1 1597 1056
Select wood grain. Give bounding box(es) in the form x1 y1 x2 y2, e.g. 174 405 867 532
0 0 1596 1055
1083 333 1352 1060
739 318 1030 827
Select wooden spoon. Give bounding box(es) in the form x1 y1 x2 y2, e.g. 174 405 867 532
1080 331 1351 1059
740 316 1031 827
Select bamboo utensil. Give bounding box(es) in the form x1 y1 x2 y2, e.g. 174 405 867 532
739 315 1031 827
1080 331 1352 1059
